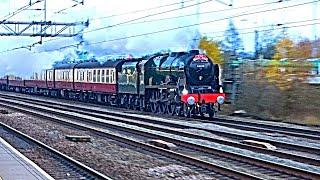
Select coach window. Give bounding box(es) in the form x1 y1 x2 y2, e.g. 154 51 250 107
87 71 89 82
97 70 101 83
111 70 115 83
102 70 105 83
93 70 96 82
76 71 79 81
88 71 92 82
81 71 86 81
106 69 110 83
67 71 69 81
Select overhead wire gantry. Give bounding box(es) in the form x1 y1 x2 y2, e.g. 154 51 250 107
0 0 87 51
0 20 88 37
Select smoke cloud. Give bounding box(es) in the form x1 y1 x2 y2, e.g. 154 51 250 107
0 0 201 78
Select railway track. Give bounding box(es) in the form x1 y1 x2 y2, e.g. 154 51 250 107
0 122 111 180
0 94 319 179
0 98 258 179
0 93 319 166
1 91 318 141
199 116 320 141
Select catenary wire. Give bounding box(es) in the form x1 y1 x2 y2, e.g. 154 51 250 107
38 0 316 52
0 0 316 54
0 0 44 24
84 0 215 33
103 0 288 27
91 0 197 21
41 0 292 44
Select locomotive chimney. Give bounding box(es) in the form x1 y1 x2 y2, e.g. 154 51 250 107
189 50 199 55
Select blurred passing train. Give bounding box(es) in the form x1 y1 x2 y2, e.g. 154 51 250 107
0 50 225 117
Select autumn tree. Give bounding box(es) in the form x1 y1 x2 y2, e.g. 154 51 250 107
294 39 312 59
272 38 295 60
265 38 312 90
199 36 223 64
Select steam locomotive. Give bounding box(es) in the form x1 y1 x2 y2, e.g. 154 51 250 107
0 50 225 118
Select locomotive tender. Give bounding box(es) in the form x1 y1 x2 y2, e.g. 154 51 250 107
0 50 225 117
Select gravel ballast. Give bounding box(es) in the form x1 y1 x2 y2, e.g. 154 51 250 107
0 109 213 180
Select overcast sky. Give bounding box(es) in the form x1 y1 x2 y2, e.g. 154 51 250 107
0 0 319 77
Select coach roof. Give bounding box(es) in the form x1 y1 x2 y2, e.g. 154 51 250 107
74 61 101 69
53 63 79 69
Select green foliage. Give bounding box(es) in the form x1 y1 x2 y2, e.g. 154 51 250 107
223 20 244 54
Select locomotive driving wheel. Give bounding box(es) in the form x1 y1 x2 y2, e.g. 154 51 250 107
159 92 167 114
127 96 133 109
208 103 216 118
183 104 192 118
166 100 175 115
132 97 139 110
175 103 182 116
139 97 144 111
167 93 177 115
150 91 159 113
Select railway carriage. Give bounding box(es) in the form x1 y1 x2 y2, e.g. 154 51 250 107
72 60 123 103
54 63 77 90
0 76 8 90
25 70 48 94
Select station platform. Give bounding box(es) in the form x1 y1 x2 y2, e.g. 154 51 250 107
0 138 53 180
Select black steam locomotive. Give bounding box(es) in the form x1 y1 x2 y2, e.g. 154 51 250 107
117 49 225 117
